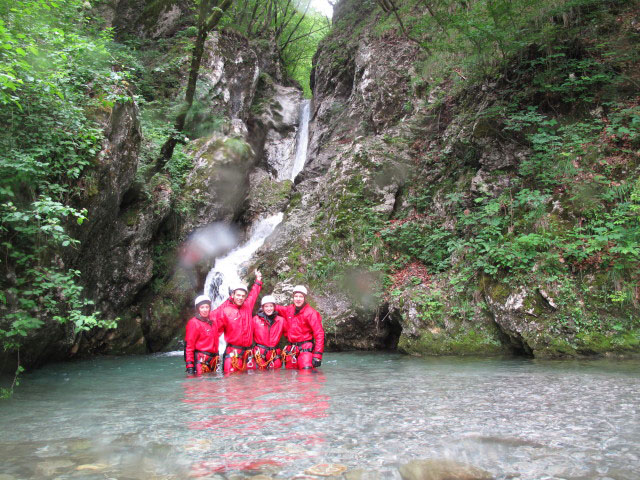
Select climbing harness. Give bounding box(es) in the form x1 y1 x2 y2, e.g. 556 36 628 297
225 345 253 372
195 350 219 373
281 344 299 364
253 344 278 370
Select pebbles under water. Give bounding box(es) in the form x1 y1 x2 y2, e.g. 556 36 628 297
0 352 638 479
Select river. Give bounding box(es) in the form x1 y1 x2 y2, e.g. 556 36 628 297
0 353 638 479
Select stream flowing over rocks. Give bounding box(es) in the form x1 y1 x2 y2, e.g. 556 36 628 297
4 0 639 370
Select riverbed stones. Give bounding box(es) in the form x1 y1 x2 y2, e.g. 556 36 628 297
398 459 493 480
76 463 108 471
35 459 75 476
304 463 349 476
344 469 382 480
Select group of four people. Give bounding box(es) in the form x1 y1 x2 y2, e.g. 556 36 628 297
184 270 325 375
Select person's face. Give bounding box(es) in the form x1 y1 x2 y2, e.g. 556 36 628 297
293 292 305 307
263 303 275 315
232 289 247 306
198 303 211 317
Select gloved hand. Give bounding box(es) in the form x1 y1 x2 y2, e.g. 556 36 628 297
312 358 322 368
186 366 196 375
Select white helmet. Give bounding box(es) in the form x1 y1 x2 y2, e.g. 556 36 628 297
261 295 276 306
230 283 248 295
195 295 211 307
293 285 308 296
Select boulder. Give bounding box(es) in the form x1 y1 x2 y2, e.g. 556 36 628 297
399 459 493 480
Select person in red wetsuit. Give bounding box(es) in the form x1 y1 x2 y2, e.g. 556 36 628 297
276 285 324 370
212 269 262 373
185 295 219 375
251 295 284 370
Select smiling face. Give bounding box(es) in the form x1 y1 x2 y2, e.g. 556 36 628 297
293 292 306 307
263 303 275 315
232 289 247 306
198 303 211 317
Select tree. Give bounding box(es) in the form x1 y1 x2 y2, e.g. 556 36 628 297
1 0 122 395
157 0 235 170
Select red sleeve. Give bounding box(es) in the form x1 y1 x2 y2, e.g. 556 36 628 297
275 305 288 338
184 318 198 365
310 310 325 358
244 281 262 314
210 303 225 335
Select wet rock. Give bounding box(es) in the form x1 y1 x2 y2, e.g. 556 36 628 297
305 463 348 476
76 463 108 471
398 459 493 480
35 459 75 476
182 133 254 229
188 32 261 126
482 277 573 357
245 168 293 221
256 84 305 179
345 469 382 480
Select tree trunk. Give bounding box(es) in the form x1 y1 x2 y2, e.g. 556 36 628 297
156 0 233 173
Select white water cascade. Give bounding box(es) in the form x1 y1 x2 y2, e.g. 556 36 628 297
202 98 311 354
290 99 311 181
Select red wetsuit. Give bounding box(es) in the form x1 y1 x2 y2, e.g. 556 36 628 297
252 310 284 370
276 303 324 370
212 281 262 373
184 315 219 375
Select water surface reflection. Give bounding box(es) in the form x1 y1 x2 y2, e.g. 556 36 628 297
0 353 638 479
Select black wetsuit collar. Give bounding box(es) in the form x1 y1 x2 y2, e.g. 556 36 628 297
258 310 277 326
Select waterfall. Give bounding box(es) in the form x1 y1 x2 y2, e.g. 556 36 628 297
202 97 311 354
203 213 283 306
290 99 310 181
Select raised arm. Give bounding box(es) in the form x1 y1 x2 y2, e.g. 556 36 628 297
244 269 263 312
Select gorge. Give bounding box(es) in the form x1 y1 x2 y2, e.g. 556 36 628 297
1 0 640 373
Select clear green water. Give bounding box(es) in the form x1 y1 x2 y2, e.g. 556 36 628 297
0 352 639 479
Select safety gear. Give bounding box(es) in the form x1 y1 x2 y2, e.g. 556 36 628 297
292 285 308 296
252 310 285 370
276 302 324 370
253 345 282 370
261 294 277 306
194 295 212 308
186 366 196 375
196 350 219 373
223 345 254 373
312 358 322 368
184 315 218 375
230 283 248 294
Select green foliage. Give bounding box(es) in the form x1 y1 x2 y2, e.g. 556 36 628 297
225 0 331 96
381 221 452 272
0 0 121 360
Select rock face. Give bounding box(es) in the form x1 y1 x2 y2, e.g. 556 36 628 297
249 0 640 358
70 101 155 317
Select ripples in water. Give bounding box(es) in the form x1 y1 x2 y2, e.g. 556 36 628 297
0 352 638 479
